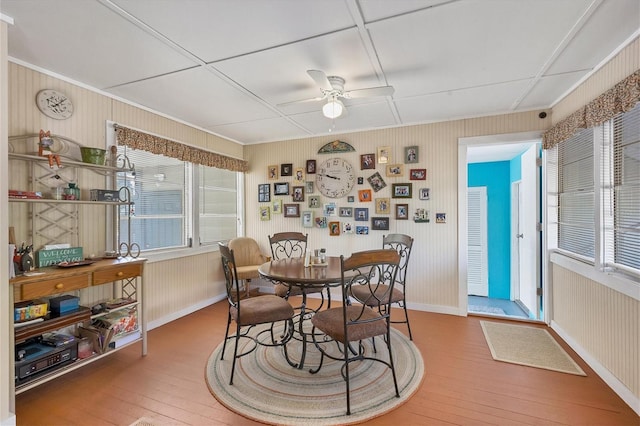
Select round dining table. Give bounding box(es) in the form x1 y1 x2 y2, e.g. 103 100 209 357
259 256 344 369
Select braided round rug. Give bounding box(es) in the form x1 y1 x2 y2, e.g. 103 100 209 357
205 324 424 425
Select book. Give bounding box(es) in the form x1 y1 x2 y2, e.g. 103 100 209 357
108 330 141 349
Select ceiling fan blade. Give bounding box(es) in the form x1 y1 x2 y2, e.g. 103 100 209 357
307 69 333 91
277 96 325 107
343 85 394 99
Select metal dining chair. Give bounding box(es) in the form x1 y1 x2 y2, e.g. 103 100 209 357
218 243 294 385
349 233 414 340
268 232 310 298
310 249 401 415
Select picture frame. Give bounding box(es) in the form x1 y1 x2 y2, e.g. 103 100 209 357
272 199 282 214
305 181 314 194
274 182 289 195
308 195 321 208
375 198 390 214
306 159 316 174
386 164 404 177
342 222 354 234
419 187 430 200
404 146 419 164
371 217 390 230
258 183 270 203
360 153 376 170
377 146 391 164
367 172 387 192
315 216 328 228
354 207 369 221
323 202 337 216
259 206 270 221
268 165 279 180
339 207 353 217
392 183 413 198
294 167 305 182
357 177 364 185
356 225 369 235
410 168 426 180
358 189 372 202
436 212 446 223
347 196 355 203
281 163 292 176
292 186 304 202
329 221 341 236
301 210 314 228
284 203 300 217
395 203 409 220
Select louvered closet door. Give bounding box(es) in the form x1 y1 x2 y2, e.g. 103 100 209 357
468 186 488 296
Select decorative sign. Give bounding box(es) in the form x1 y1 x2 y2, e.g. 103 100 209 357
317 140 355 154
37 247 83 267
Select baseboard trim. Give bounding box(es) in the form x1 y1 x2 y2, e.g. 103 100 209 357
551 320 640 416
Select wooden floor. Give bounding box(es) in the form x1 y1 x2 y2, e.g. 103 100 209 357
15 298 639 426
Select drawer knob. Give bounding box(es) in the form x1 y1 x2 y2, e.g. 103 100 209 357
116 271 124 277
55 283 64 289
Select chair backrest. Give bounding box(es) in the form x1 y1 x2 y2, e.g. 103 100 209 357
268 232 308 260
382 234 414 289
219 242 240 306
228 237 266 267
341 249 400 325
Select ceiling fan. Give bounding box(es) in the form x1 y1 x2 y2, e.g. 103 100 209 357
278 70 395 119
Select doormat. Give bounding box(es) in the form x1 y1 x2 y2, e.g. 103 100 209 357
469 304 506 315
480 321 586 376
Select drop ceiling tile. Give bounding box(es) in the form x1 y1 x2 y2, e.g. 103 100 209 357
2 0 196 89
112 0 356 63
518 71 590 109
207 117 312 145
107 67 277 127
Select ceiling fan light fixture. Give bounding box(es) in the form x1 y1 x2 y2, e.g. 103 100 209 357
323 98 344 119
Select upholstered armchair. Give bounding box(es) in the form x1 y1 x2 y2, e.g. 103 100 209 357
228 237 270 298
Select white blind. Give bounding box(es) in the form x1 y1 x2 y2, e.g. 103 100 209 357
118 147 188 251
558 128 595 259
198 165 238 245
609 103 640 271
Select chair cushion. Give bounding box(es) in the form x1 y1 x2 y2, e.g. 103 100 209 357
311 305 386 342
350 284 404 305
231 295 294 326
274 283 324 298
229 237 267 267
235 265 261 280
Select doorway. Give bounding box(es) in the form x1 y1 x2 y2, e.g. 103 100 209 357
458 132 544 322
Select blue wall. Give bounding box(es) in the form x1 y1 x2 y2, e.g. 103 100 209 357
468 161 511 299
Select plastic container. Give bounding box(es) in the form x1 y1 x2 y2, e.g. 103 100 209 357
80 147 106 165
64 183 80 200
77 338 93 359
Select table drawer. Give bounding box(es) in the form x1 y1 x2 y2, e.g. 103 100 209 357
21 274 89 300
93 263 142 285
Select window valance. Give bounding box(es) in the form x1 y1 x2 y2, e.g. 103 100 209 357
542 69 640 150
114 124 248 173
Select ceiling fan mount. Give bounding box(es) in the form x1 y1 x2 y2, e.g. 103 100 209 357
278 70 394 119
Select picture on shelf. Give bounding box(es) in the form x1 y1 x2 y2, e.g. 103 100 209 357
323 202 337 216
260 206 270 221
272 199 282 214
306 159 316 174
305 181 314 194
339 207 353 217
386 164 404 177
302 211 314 228
315 216 328 228
419 187 430 200
274 182 289 195
292 186 304 202
258 183 270 202
356 226 369 235
347 196 355 202
308 195 321 208
436 212 446 223
377 146 391 164
294 167 305 182
358 189 372 202
342 222 354 234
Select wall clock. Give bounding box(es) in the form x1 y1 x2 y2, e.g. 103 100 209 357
36 89 74 119
316 157 355 198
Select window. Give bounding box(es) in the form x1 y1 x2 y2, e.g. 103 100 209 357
117 147 239 252
549 104 640 278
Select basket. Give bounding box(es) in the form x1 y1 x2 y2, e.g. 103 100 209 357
80 147 106 165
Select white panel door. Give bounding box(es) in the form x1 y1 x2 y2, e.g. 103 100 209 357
468 187 488 296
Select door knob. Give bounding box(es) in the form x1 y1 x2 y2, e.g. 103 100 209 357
516 233 524 239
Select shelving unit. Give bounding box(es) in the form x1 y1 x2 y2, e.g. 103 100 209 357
8 133 145 394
